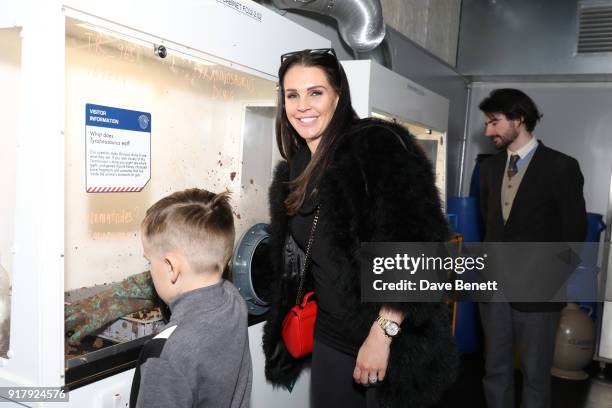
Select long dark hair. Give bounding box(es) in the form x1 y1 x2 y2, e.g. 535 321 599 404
276 49 359 214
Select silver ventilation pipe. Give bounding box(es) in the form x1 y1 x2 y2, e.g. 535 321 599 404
353 36 392 69
268 0 389 66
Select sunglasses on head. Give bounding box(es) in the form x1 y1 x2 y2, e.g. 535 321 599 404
280 48 337 64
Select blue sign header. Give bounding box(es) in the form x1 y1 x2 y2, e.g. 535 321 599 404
86 103 151 132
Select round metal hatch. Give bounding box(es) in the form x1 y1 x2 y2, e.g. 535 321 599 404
231 223 272 315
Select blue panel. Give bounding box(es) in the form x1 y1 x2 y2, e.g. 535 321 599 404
86 103 151 133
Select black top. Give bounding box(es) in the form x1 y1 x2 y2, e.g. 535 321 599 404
288 147 359 356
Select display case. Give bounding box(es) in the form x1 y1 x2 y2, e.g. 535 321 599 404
63 15 285 385
341 60 449 203
0 27 19 362
1 1 328 406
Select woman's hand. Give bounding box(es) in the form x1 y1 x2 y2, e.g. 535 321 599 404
353 323 392 386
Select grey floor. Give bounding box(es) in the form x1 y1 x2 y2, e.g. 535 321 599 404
549 365 612 408
435 354 612 408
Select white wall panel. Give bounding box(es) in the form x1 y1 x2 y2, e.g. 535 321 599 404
463 82 612 216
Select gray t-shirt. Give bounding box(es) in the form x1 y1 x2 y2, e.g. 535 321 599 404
130 279 252 408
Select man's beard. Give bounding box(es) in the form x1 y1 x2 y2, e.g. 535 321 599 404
493 128 519 149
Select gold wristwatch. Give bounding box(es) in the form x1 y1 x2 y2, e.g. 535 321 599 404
376 316 401 338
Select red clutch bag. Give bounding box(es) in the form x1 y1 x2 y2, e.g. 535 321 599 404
281 291 317 358
280 207 320 359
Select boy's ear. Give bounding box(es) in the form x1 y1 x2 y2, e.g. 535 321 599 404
164 253 182 284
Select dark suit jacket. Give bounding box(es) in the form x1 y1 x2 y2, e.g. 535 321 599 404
479 141 587 311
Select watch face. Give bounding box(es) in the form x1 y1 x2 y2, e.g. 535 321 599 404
385 322 400 336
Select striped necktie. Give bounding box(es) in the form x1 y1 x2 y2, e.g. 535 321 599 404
507 154 519 179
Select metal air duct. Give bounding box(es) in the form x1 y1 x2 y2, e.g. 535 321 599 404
269 0 386 53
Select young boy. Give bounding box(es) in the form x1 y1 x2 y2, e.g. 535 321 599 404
130 188 252 408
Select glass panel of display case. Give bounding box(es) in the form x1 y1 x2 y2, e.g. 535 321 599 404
372 111 447 203
63 17 276 383
0 27 20 360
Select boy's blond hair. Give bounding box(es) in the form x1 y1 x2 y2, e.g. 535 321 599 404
141 189 235 274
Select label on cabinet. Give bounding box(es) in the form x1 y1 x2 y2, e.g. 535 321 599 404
85 103 151 193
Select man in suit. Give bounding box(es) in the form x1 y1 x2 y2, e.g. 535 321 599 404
478 88 586 408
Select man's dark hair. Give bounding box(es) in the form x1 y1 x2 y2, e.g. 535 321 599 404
478 88 543 132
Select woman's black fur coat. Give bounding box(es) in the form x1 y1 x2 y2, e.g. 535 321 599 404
262 118 459 408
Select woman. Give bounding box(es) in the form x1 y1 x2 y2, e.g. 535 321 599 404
262 48 458 408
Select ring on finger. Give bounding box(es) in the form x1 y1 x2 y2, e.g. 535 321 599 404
368 375 378 384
